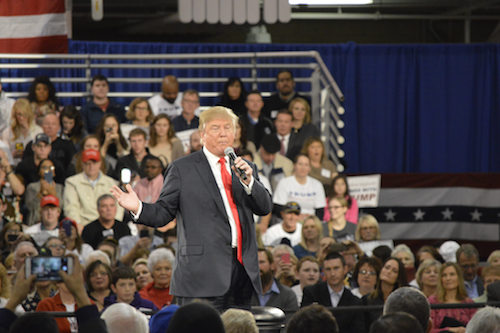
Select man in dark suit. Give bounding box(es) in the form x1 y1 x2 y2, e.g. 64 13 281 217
301 252 364 333
111 106 273 311
274 109 301 161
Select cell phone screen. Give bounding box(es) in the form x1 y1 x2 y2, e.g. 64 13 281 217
27 257 72 281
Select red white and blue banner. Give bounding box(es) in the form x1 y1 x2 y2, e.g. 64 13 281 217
0 0 68 53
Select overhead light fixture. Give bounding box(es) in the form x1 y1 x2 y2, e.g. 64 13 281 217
289 0 373 5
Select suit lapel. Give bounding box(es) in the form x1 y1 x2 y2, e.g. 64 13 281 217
320 282 333 307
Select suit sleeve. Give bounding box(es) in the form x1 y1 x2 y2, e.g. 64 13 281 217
246 163 273 216
301 286 314 307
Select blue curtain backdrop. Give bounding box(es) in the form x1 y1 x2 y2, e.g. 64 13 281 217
12 40 500 174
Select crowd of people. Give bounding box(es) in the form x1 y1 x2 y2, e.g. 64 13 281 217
0 70 499 333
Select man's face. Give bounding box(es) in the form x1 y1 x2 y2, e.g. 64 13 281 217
275 113 293 136
98 197 117 222
33 142 51 160
245 93 264 115
15 245 38 270
129 135 147 155
458 253 479 281
112 278 136 304
41 206 60 228
144 159 162 180
259 148 276 165
201 118 235 157
83 160 101 179
162 82 179 103
181 93 199 116
190 131 202 152
276 72 295 96
281 211 299 232
323 258 346 290
341 250 358 273
91 80 109 99
42 114 60 139
258 251 274 286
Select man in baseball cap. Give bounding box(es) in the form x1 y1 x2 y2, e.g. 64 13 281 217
25 195 61 246
262 201 302 247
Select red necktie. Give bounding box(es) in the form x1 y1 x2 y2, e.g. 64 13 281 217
219 157 243 264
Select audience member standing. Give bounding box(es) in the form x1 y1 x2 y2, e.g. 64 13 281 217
240 90 275 149
27 76 59 126
172 89 200 133
274 109 301 161
216 77 248 117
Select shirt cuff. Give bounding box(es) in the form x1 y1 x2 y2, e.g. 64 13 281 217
130 202 143 220
240 176 254 195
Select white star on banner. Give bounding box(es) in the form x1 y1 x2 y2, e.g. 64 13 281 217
470 209 482 222
384 209 397 221
413 209 426 221
441 208 453 220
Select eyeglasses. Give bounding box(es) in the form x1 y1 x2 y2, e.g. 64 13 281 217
329 205 344 210
48 244 65 250
359 270 377 276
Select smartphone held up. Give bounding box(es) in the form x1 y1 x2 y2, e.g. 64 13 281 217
25 256 73 281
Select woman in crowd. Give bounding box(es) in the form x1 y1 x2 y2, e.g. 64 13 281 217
96 114 129 174
59 218 93 264
27 76 59 125
59 105 86 151
487 250 500 266
301 137 337 193
133 258 153 291
24 158 64 226
429 262 476 333
273 154 326 219
85 259 113 311
139 248 175 309
1 98 43 163
416 245 444 267
323 174 359 224
43 236 66 256
293 215 322 259
355 214 381 242
291 256 320 305
323 196 356 242
216 77 247 117
148 114 184 168
351 256 382 298
416 259 441 298
121 97 154 140
289 97 320 151
233 118 256 155
362 257 407 330
0 222 24 261
392 244 417 284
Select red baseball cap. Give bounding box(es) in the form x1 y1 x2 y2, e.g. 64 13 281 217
82 149 101 163
40 195 60 208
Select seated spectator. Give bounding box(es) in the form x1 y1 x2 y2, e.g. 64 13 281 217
466 306 500 333
370 312 424 333
114 128 154 181
104 266 157 311
372 245 393 264
274 109 301 162
253 134 293 191
301 251 364 333
291 256 320 305
120 97 153 140
36 279 78 333
119 224 163 266
416 245 444 266
428 262 476 333
172 89 200 133
323 196 356 242
25 195 61 247
59 218 93 264
273 154 326 219
221 308 258 333
351 256 382 298
362 257 407 331
355 214 381 242
216 77 248 117
251 248 299 321
149 304 179 333
166 302 225 333
59 105 87 152
323 174 358 224
24 158 64 226
101 302 149 333
272 244 299 288
67 134 111 177
456 244 484 299
0 148 25 197
27 76 59 126
132 258 153 291
133 155 164 204
487 249 500 267
15 133 65 186
85 259 113 311
64 149 123 228
301 137 337 193
473 265 500 303
95 113 129 175
287 304 339 333
383 287 432 333
43 237 65 257
187 130 202 153
240 90 275 149
81 74 126 133
148 75 183 118
1 98 43 164
82 194 130 249
233 118 256 155
84 250 111 269
293 215 322 259
148 114 184 167
289 97 320 151
415 259 441 298
139 248 175 309
262 201 302 247
392 244 417 284
0 222 24 263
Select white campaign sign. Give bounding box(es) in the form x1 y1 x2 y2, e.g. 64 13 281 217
347 174 381 208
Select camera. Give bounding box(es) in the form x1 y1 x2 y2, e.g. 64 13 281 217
44 170 53 183
105 127 113 133
25 256 74 281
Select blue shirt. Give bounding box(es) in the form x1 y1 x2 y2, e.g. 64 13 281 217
258 280 280 306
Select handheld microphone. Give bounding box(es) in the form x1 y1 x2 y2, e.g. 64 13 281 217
224 147 247 181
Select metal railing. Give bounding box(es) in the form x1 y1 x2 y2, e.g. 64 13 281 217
0 51 345 170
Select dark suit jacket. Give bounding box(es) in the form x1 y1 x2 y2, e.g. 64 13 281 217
302 282 364 333
251 280 299 320
138 150 273 298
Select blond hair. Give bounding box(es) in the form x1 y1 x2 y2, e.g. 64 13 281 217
10 98 35 140
355 214 381 241
199 106 238 132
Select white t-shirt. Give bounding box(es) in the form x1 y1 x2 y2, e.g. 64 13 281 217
148 93 183 118
273 176 326 215
262 222 302 247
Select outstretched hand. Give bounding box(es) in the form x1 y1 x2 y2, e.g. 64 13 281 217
110 184 141 214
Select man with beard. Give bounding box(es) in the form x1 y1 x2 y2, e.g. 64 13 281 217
148 75 183 118
251 248 299 321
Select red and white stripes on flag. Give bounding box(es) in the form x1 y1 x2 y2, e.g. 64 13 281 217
0 0 68 53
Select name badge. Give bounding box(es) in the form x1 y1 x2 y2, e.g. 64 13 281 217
102 229 114 238
321 168 332 178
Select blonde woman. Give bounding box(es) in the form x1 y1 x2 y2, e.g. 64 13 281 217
355 214 381 242
293 215 322 259
289 97 320 151
415 259 441 298
120 98 154 140
300 136 337 192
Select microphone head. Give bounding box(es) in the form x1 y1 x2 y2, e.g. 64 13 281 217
224 147 235 156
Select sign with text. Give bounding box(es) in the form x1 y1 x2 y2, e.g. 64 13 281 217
347 174 381 208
